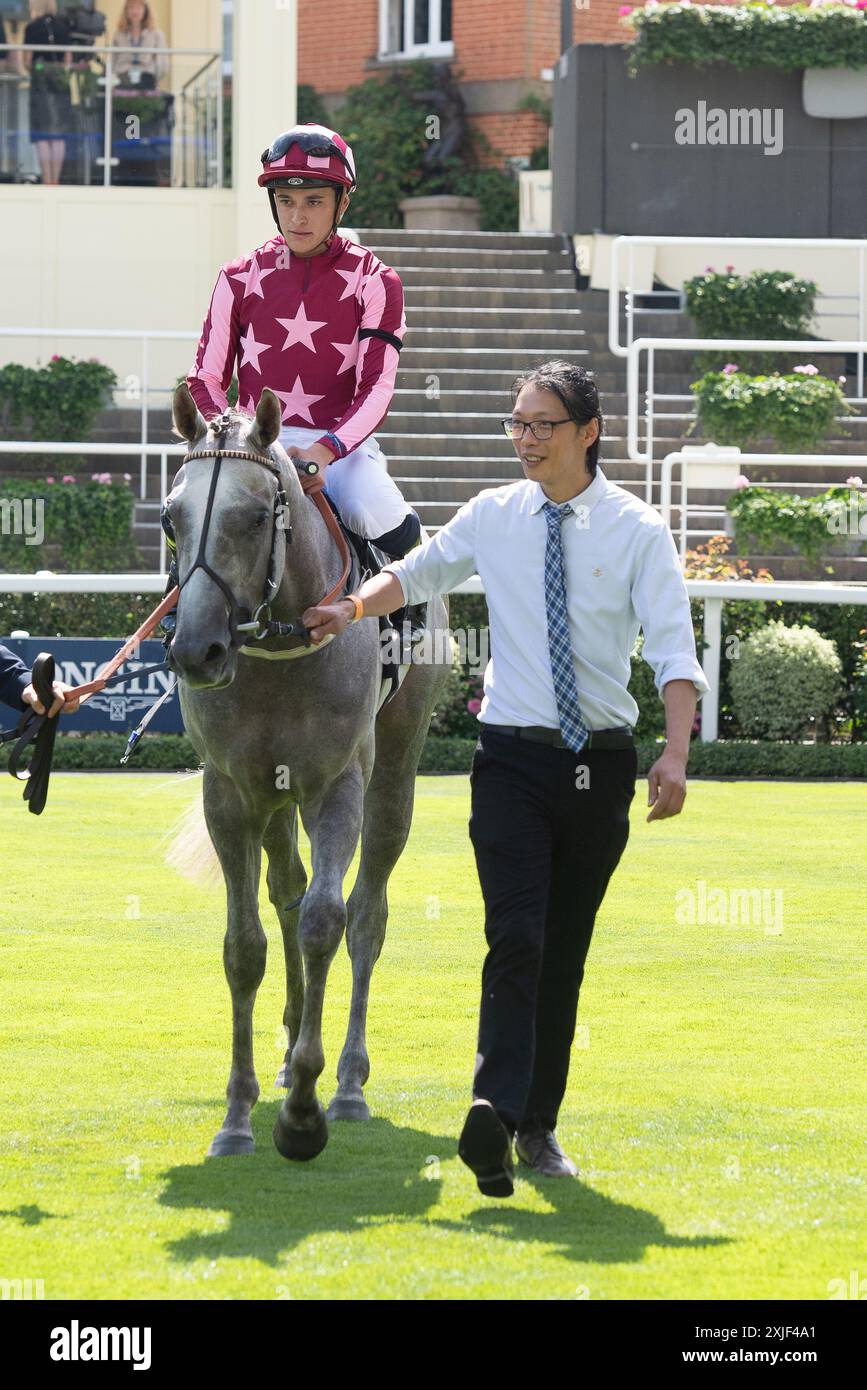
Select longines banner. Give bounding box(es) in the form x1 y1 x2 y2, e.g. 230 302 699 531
2 637 183 734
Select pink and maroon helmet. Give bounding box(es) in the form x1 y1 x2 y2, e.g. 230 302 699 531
258 124 357 193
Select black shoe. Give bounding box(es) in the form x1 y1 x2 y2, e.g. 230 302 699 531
458 1100 514 1198
515 1123 579 1178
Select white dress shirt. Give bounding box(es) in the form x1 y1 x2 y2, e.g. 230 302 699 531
382 466 709 732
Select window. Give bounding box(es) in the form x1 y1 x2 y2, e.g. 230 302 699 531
379 0 454 60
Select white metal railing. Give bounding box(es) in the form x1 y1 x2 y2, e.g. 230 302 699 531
2 572 865 745
0 328 197 480
660 447 867 561
0 440 184 571
626 337 867 501
0 43 223 189
608 234 867 400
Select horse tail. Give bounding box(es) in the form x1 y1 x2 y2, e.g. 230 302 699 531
162 773 222 888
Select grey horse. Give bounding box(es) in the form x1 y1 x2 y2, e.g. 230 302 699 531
165 383 451 1160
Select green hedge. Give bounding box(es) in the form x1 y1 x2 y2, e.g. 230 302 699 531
0 478 141 573
0 356 117 447
690 369 851 453
4 733 865 779
624 3 867 75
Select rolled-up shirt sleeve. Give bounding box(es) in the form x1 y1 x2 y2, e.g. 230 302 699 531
382 496 480 606
630 520 710 699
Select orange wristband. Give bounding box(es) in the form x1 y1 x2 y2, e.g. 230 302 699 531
346 592 364 623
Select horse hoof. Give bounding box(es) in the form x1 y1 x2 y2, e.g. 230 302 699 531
273 1108 328 1162
207 1130 255 1157
274 1065 292 1089
326 1095 371 1122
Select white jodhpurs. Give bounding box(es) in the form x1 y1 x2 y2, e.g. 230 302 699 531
278 425 412 541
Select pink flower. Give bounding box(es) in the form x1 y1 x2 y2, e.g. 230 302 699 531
705 265 715 273
725 264 735 273
50 353 61 361
793 363 819 375
46 476 55 484
467 698 482 715
735 475 751 490
123 472 132 482
722 363 739 375
846 476 863 489
838 375 847 386
618 4 633 13
62 475 75 483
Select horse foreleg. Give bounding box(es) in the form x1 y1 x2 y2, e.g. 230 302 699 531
263 807 307 1090
203 768 268 1158
273 763 364 1162
329 729 425 1122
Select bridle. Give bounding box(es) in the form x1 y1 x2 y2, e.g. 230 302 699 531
176 412 352 649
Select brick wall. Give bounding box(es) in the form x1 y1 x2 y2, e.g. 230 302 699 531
297 0 564 161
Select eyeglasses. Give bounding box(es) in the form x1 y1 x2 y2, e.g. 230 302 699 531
502 418 574 441
261 130 355 182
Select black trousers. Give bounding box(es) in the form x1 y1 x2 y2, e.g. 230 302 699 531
468 727 637 1134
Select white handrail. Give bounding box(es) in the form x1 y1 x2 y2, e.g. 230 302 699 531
660 448 867 560
609 234 867 399
627 336 867 496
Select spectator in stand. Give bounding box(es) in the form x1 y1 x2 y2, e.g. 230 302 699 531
112 0 168 90
22 0 73 186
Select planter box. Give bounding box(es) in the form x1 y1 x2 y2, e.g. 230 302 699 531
399 195 481 232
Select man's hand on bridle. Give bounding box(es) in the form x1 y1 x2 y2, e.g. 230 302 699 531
302 598 356 643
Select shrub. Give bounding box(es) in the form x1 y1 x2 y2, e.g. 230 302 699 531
729 621 843 740
337 60 519 230
726 484 867 564
691 368 851 453
0 356 117 445
683 267 817 374
0 477 140 573
622 3 867 75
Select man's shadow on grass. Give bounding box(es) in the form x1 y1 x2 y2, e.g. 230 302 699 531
159 1102 730 1270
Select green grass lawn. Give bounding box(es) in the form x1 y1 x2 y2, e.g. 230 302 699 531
1 773 864 1301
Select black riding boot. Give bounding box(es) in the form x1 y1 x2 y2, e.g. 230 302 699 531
370 510 427 638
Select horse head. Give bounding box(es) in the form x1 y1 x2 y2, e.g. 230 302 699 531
165 384 301 689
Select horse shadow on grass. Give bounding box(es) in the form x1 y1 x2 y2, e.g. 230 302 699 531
158 1101 730 1272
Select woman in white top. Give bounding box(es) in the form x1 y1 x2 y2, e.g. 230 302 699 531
112 0 168 89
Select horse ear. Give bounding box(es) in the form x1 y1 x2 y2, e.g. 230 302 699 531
172 383 207 444
249 388 282 451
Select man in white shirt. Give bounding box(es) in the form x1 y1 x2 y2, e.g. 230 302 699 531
302 359 709 1198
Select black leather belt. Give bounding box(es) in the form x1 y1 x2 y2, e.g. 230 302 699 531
482 723 634 751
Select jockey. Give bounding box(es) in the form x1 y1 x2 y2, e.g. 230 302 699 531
162 122 422 632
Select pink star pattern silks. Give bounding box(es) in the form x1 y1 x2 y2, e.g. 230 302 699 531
271 376 326 425
239 326 270 374
275 302 329 353
331 335 359 374
187 233 407 455
230 255 276 300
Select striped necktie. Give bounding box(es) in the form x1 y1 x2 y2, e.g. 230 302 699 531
543 501 589 754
